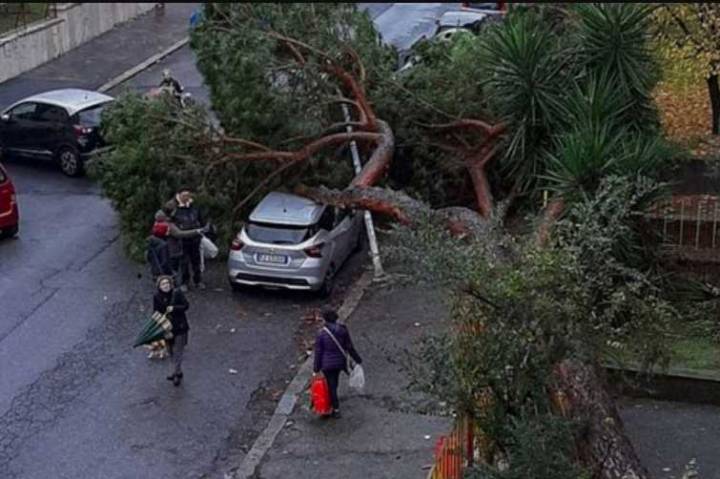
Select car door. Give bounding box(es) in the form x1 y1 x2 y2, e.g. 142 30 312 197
34 103 69 156
0 102 39 154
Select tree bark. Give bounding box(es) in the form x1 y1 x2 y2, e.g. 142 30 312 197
350 120 395 188
466 162 493 218
552 360 650 479
536 197 565 247
708 74 720 135
294 184 491 238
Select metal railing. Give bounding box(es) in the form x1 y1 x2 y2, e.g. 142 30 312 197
646 195 720 262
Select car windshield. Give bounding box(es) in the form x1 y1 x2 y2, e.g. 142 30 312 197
75 103 108 126
245 222 314 245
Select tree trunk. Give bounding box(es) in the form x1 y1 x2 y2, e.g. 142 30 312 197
552 360 650 479
536 197 565 247
466 160 493 219
708 74 720 135
351 120 395 188
294 184 491 238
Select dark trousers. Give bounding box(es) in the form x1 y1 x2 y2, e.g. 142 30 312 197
168 333 188 376
181 239 202 285
170 256 184 287
323 369 342 411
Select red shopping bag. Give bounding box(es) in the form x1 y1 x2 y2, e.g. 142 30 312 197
310 376 332 416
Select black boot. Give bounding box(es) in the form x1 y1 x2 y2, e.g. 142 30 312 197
166 374 176 381
173 373 183 386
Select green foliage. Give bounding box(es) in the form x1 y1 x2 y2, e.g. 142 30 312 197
391 174 676 474
572 3 660 132
93 4 398 258
91 90 322 260
466 413 588 479
477 9 566 192
88 92 245 260
376 33 494 207
192 3 396 143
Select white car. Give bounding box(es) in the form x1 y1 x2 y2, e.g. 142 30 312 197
227 192 363 296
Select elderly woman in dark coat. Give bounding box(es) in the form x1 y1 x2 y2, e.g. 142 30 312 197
154 275 190 386
313 307 362 418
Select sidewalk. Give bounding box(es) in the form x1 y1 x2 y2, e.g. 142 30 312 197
0 2 198 109
256 284 453 479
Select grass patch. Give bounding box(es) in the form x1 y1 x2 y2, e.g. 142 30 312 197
608 320 720 373
668 336 720 371
0 3 55 37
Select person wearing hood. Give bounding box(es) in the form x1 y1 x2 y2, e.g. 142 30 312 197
146 212 172 281
312 307 363 418
154 275 190 386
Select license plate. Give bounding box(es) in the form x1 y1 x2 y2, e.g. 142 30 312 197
257 253 288 264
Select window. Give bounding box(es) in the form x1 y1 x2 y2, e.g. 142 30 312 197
75 103 108 127
318 207 335 231
36 104 68 123
245 222 310 245
334 207 350 228
0 168 6 183
9 103 37 120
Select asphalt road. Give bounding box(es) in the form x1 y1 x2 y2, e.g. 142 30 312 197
0 4 462 479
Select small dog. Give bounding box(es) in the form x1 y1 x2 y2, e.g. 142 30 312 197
145 340 168 359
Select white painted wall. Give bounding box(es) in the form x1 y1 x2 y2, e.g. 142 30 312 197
0 3 157 84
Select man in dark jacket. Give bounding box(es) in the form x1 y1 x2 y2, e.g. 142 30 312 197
154 275 190 386
165 187 206 291
313 307 362 418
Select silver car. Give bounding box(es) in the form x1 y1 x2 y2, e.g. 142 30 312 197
228 192 363 295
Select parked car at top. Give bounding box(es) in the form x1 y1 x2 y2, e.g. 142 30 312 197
0 162 19 239
0 89 113 177
397 9 504 74
461 2 504 11
434 10 504 40
228 192 364 296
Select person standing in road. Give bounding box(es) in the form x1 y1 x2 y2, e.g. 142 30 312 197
153 275 190 387
165 187 207 291
312 307 363 418
156 207 207 291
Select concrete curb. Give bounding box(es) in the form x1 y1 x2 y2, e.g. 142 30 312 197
606 363 720 406
226 269 375 479
97 36 190 93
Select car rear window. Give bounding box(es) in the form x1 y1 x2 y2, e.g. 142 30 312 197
75 103 108 126
245 222 314 245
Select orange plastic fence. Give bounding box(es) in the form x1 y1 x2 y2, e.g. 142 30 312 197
428 417 473 479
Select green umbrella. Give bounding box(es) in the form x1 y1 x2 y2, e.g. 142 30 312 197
133 312 173 348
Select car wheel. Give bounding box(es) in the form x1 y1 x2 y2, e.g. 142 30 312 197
57 146 84 177
0 224 18 239
319 264 336 298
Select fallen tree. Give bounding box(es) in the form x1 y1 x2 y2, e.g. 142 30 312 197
96 4 670 476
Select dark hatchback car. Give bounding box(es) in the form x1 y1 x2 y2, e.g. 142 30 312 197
0 89 113 176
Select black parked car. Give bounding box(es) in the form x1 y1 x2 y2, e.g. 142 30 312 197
0 89 113 176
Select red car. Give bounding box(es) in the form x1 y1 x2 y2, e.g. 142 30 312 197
0 162 19 238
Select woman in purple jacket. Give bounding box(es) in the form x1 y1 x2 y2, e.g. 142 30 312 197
313 307 362 418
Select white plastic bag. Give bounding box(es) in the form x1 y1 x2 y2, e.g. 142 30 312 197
348 363 365 391
201 235 219 259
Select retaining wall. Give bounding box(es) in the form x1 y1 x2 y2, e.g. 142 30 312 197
0 3 157 84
